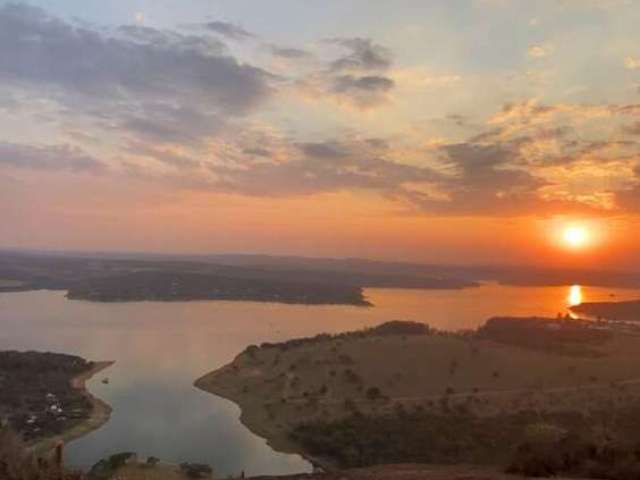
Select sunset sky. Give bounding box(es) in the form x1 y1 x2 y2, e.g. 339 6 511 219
1 0 640 268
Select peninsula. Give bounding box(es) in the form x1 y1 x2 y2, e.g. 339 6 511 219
196 318 640 477
0 351 112 449
570 299 640 322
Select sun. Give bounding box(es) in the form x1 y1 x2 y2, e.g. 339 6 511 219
563 226 589 249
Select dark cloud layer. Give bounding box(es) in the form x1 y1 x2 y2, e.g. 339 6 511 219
328 38 392 72
0 5 269 111
421 143 549 215
333 75 394 93
298 142 349 159
0 3 273 151
331 75 395 107
317 38 396 108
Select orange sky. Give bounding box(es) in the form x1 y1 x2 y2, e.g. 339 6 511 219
1 2 640 270
2 172 638 269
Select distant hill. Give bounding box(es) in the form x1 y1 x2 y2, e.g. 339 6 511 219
2 251 640 305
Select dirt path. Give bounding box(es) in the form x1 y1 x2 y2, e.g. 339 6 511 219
282 376 640 408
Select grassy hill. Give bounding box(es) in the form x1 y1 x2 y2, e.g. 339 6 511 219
196 319 640 477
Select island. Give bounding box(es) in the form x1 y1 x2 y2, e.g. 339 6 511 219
0 351 112 449
0 251 477 307
65 271 372 306
196 318 640 478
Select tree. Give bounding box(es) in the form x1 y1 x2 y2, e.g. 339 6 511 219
366 387 382 400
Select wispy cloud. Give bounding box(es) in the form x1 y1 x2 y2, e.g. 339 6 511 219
204 21 255 41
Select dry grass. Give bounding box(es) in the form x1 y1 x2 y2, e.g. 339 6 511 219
196 325 640 456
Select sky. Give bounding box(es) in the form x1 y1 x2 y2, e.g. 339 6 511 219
1 0 640 268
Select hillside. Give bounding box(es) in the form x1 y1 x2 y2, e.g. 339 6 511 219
571 299 640 322
196 319 640 477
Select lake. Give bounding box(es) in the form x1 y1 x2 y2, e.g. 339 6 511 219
1 284 638 475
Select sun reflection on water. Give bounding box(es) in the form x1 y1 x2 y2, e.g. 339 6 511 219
568 285 583 307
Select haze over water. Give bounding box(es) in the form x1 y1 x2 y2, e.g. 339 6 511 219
1 284 638 475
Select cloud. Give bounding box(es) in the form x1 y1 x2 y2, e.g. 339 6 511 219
0 143 105 172
204 21 255 41
327 37 392 72
124 141 200 169
446 100 640 214
488 100 640 136
298 141 348 159
211 138 440 197
292 37 396 110
268 45 311 59
0 3 273 149
110 94 640 217
204 132 592 217
615 164 640 209
117 104 224 146
0 5 268 108
3 5 640 222
331 75 395 108
408 142 551 215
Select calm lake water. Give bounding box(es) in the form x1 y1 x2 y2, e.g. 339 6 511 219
1 284 639 475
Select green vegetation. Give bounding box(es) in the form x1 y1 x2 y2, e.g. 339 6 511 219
87 452 137 480
292 408 532 467
293 404 640 479
507 410 640 480
66 271 371 306
0 351 94 441
571 300 640 323
477 317 612 357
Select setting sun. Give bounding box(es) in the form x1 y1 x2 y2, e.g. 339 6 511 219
563 226 589 249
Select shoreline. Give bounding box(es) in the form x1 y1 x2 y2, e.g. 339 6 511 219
194 368 337 473
33 360 115 455
192 318 640 474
